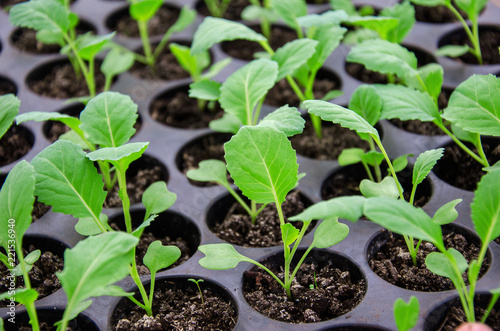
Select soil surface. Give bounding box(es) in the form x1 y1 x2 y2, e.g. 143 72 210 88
112 279 237 331
433 140 500 191
196 0 250 20
0 125 32 167
0 0 25 7
150 87 223 128
413 1 468 23
0 78 17 96
369 229 488 292
212 190 310 247
221 25 298 61
243 251 366 323
32 200 50 221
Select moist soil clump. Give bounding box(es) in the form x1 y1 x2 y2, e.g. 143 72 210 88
112 5 180 38
112 280 237 331
213 191 309 247
196 0 250 20
243 254 366 323
150 89 223 128
0 126 32 166
369 230 488 292
221 25 297 61
442 27 500 65
129 44 190 81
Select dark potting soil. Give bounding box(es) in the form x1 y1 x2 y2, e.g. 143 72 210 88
0 79 17 96
243 253 366 323
441 27 500 65
221 25 298 61
112 280 237 331
368 230 488 292
32 199 50 221
213 190 310 247
413 1 468 23
128 44 190 81
306 0 329 3
0 0 24 7
8 315 92 331
433 141 500 191
0 246 63 307
0 126 32 167
196 0 250 20
110 5 181 38
27 62 106 99
290 117 370 160
150 88 223 128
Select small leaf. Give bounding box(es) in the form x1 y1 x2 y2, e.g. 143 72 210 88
258 105 305 137
425 248 468 283
86 142 149 162
404 63 443 102
16 111 81 133
170 43 210 77
0 94 20 139
338 148 365 166
272 39 318 81
129 0 163 22
297 10 349 28
413 148 444 187
330 0 357 15
24 250 41 265
432 199 462 225
471 168 500 244
75 214 108 236
1 288 38 306
209 113 241 134
308 25 346 71
312 218 349 248
270 0 307 30
142 181 176 217
76 32 114 61
394 296 420 331
348 85 381 126
201 58 232 80
186 159 230 187
321 90 343 101
281 223 299 249
347 16 399 40
289 196 366 223
189 80 222 101
198 244 251 270
360 151 384 167
380 1 415 43
167 6 196 34
131 214 157 238
143 241 181 275
101 48 135 78
360 177 399 199
435 45 469 57
9 0 69 33
392 154 412 173
484 161 500 173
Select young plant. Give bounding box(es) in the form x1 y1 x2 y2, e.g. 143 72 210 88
241 0 275 39
394 296 420 331
410 0 488 64
203 0 232 18
198 125 352 299
0 94 20 145
188 278 205 305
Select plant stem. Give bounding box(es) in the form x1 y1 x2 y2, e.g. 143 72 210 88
475 133 490 167
374 137 403 199
116 165 132 233
16 237 40 331
225 185 253 221
128 260 152 315
368 138 382 182
446 4 482 65
138 20 154 67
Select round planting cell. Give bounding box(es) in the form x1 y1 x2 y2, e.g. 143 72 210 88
0 124 34 167
0 76 17 96
195 0 250 20
3 308 99 331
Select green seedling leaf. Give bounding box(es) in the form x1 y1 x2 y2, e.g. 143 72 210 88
75 213 109 236
364 197 444 249
380 1 415 43
209 113 242 134
0 288 37 305
304 100 379 139
436 44 469 58
394 296 419 331
170 43 211 78
281 223 300 255
101 48 135 78
451 123 478 144
484 161 500 172
392 154 412 173
272 39 318 81
404 63 444 101
35 29 63 46
186 159 230 187
360 177 399 199
361 151 384 167
0 94 20 139
142 181 176 217
97 285 133 297
191 17 266 55
143 241 181 275
289 196 366 223
425 248 468 283
349 85 381 126
241 5 277 22
199 244 252 269
308 25 346 71
455 0 488 17
410 0 447 5
59 130 88 149
225 126 298 204
16 111 81 133
375 84 440 122
86 142 149 163
270 0 307 30
131 215 157 238
442 74 500 136
338 148 365 166
31 140 106 219
11 250 41 276
330 0 357 15
57 232 138 322
80 91 138 147
413 148 444 187
469 260 481 290
342 28 379 45
432 199 462 225
76 32 115 61
297 10 349 28
346 16 399 40
202 58 233 80
471 168 500 244
0 161 35 251
312 218 349 248
189 80 222 101
168 6 196 34
9 0 69 33
321 90 343 101
258 105 305 137
347 39 418 78
129 0 163 22
219 59 278 126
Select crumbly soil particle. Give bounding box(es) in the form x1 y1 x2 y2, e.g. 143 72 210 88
112 280 237 331
442 27 500 65
32 199 50 221
369 230 488 292
212 190 310 247
111 5 180 38
196 0 250 20
243 254 366 323
0 245 63 307
129 44 190 81
0 79 17 96
433 141 500 191
221 25 298 61
150 88 223 128
0 126 32 166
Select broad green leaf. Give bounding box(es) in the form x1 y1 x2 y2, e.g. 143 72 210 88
404 63 443 102
425 248 468 283
410 0 447 5
308 25 346 71
360 151 384 166
360 177 399 199
347 39 418 78
16 111 81 133
0 94 20 139
270 0 307 30
436 45 469 57
143 241 181 275
471 169 500 244
392 154 412 173
0 288 37 305
36 29 64 45
297 10 349 28
330 0 356 15
338 148 365 166
219 59 278 126
101 48 135 78
394 296 419 331
80 92 138 147
349 85 381 126
225 126 298 204
375 84 440 121
31 140 106 219
170 43 210 77
129 0 163 22
432 199 462 225
304 100 379 139
167 6 196 34
0 161 35 251
86 142 149 162
199 244 252 269
9 0 69 33
442 75 500 136
289 196 366 223
76 32 114 61
312 218 349 248
59 130 88 149
57 232 138 323
186 159 230 186
364 197 444 249
189 80 222 101
281 223 299 249
272 39 318 81
347 16 399 40
75 214 108 236
380 1 415 43
258 105 305 137
142 181 176 217
209 113 241 134
413 148 444 187
191 17 266 55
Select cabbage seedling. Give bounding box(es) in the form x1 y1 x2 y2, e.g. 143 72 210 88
0 95 19 144
394 296 419 331
203 0 233 18
188 279 205 305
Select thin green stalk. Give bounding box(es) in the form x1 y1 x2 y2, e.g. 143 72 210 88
16 236 40 331
374 137 404 199
252 97 265 126
116 167 132 233
361 161 375 182
224 185 253 220
261 18 271 40
128 260 152 315
475 133 490 167
62 33 93 95
138 20 154 67
252 260 286 288
251 200 258 224
368 138 382 182
87 57 96 97
446 4 482 64
435 121 486 166
148 273 156 312
481 293 500 323
153 31 174 60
